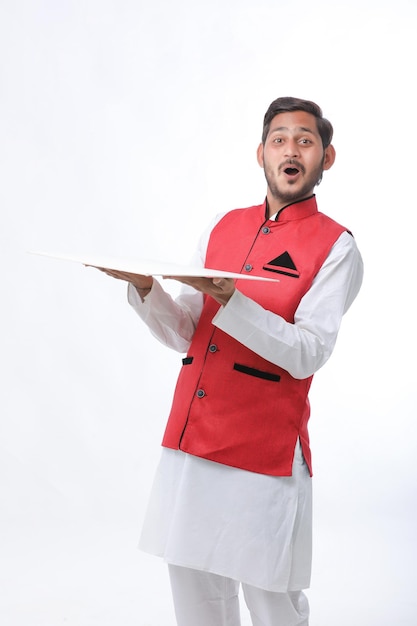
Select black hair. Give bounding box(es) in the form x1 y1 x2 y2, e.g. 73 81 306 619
262 97 333 148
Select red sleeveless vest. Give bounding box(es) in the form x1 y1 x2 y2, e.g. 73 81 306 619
162 196 348 476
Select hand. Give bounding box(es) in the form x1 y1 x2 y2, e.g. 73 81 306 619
89 266 153 291
165 275 235 306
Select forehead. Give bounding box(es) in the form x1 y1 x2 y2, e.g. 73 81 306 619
267 110 320 136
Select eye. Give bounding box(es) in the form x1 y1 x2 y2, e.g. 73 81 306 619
272 137 283 143
299 138 312 145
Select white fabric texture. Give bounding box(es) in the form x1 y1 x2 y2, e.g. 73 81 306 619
168 564 309 626
168 565 241 626
140 441 312 592
128 213 364 592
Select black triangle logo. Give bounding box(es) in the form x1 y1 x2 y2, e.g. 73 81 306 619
263 251 299 278
267 251 297 270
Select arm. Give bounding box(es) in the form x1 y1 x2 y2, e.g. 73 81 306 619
127 212 227 351
212 231 364 379
127 279 203 352
93 265 204 353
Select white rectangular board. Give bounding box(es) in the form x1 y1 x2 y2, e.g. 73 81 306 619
28 251 280 282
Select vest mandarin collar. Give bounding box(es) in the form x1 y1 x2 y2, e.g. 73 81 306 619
264 195 318 222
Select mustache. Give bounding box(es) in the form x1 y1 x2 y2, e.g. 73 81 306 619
279 159 305 174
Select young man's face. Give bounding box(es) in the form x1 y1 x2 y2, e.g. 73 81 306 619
257 110 335 215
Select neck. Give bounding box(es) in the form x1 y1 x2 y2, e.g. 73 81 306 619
266 191 315 218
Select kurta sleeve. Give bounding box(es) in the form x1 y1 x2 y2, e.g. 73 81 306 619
127 279 203 352
212 231 364 379
126 216 220 352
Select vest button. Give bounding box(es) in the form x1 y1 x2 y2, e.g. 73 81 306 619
244 264 253 272
208 344 218 353
196 389 206 398
262 226 271 234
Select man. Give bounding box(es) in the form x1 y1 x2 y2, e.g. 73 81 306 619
99 97 363 626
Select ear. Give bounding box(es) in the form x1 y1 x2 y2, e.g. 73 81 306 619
323 144 336 171
256 143 264 168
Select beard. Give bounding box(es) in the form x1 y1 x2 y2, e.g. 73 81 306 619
264 156 325 205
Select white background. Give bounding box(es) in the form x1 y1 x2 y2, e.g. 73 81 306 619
1 0 416 624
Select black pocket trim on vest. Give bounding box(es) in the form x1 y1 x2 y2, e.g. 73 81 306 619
182 357 194 365
233 363 281 382
263 266 299 278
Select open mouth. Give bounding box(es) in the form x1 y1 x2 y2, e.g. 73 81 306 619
284 167 300 176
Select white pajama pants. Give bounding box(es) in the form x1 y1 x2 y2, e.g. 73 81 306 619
168 564 309 626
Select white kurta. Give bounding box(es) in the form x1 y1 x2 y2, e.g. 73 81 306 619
128 216 363 592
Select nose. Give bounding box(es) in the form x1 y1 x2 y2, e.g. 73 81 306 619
284 139 300 158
